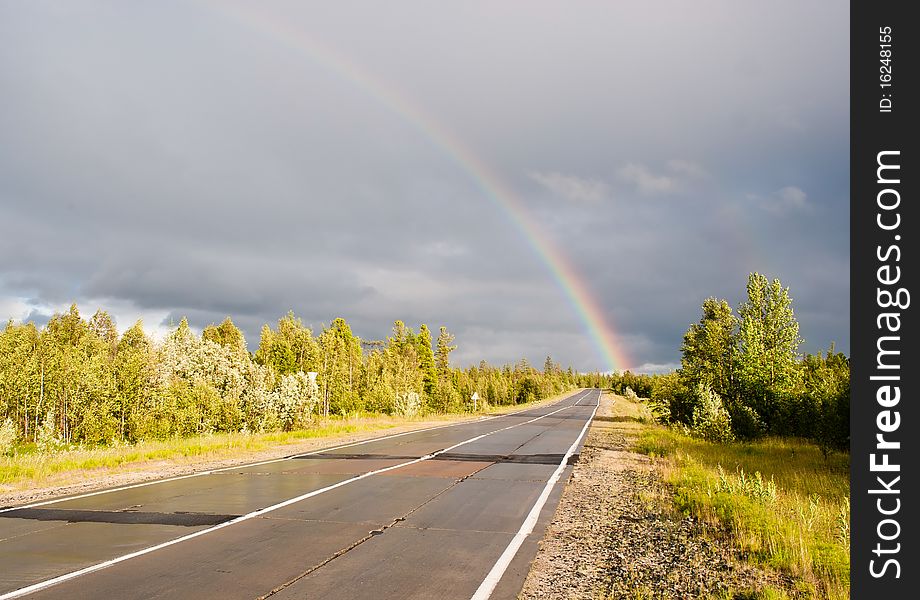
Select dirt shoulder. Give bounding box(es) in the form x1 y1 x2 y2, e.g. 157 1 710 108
1 392 571 509
520 392 775 599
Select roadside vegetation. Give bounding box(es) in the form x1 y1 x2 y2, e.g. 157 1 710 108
635 429 849 599
0 308 580 457
596 273 850 599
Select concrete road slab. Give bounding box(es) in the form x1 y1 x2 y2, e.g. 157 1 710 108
0 516 69 544
272 527 515 600
0 521 211 594
23 519 376 600
402 478 545 534
42 472 351 518
471 462 557 482
271 475 455 525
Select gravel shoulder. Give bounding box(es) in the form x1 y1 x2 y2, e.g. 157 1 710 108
520 392 779 599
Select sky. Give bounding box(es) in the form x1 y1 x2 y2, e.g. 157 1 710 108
0 0 850 373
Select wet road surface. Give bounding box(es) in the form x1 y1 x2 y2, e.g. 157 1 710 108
0 389 600 600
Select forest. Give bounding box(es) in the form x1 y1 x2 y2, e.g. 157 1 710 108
0 272 849 456
0 309 578 452
591 273 850 453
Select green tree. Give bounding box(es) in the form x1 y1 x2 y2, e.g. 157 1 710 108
202 317 247 355
416 324 437 399
318 318 362 416
802 345 850 453
115 321 155 440
383 321 423 415
254 312 318 377
736 273 803 431
680 298 736 398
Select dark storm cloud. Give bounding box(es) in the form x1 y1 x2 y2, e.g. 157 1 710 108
0 0 848 371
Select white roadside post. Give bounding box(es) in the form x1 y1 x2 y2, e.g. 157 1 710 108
471 391 480 412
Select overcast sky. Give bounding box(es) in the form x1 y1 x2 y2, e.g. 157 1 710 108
0 1 849 372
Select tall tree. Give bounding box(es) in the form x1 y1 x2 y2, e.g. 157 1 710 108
679 298 736 397
318 318 362 416
115 321 154 440
736 273 803 426
435 326 456 374
416 324 437 398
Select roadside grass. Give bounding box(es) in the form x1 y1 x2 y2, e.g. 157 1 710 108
0 390 576 494
634 426 850 599
600 391 656 423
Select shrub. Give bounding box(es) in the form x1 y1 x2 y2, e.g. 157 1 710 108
690 383 734 442
394 391 422 417
37 410 68 453
726 400 766 439
0 417 18 455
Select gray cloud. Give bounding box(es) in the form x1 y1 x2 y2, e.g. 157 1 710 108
0 0 849 371
528 171 609 204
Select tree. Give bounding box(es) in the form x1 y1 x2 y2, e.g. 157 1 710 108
435 326 456 374
802 345 850 453
88 309 118 352
735 273 803 430
115 321 154 440
680 298 736 398
416 325 437 398
202 317 247 355
383 321 423 415
318 318 362 416
254 312 319 378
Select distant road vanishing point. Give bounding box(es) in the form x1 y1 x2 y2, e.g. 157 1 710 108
0 389 600 600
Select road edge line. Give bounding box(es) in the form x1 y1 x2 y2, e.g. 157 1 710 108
469 389 601 600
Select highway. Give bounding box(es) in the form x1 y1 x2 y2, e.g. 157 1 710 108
0 388 600 599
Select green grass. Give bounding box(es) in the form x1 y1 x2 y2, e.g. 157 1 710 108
635 426 850 599
0 391 573 493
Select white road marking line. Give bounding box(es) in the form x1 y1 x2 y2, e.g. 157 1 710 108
470 389 600 600
0 390 592 600
0 390 587 515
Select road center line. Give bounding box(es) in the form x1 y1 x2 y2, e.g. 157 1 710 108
0 390 592 600
469 389 600 600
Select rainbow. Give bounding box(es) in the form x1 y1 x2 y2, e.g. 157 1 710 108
203 3 631 372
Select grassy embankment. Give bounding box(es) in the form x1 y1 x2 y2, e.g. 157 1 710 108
628 395 849 599
0 391 573 495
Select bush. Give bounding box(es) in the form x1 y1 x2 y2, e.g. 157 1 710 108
648 372 689 424
726 400 766 440
394 391 422 417
0 417 18 455
37 410 68 453
690 383 734 442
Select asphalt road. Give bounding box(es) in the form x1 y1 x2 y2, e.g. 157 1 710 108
0 388 600 600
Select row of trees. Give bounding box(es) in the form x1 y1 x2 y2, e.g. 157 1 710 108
0 306 578 449
649 273 849 451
